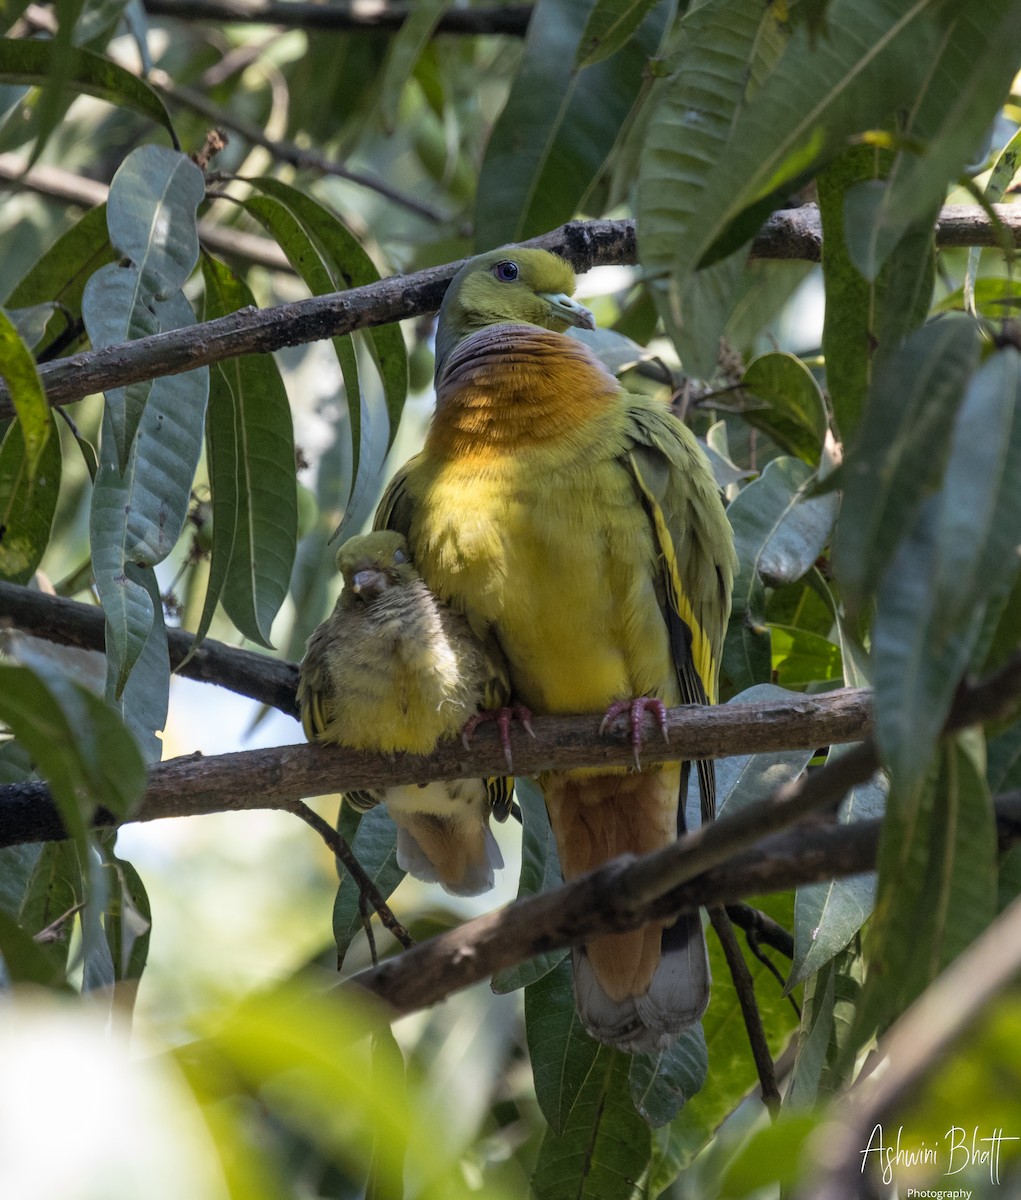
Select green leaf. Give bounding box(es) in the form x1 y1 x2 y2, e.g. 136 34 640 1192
931 348 1021 639
723 459 836 690
90 290 207 692
200 256 296 650
628 1027 707 1127
849 731 997 1055
332 804 404 969
832 314 980 614
525 956 600 1135
5 302 56 351
841 7 1021 280
28 0 84 167
248 178 407 458
0 659 147 840
492 778 566 993
716 1112 818 1197
964 123 1021 312
769 624 842 690
740 352 828 466
818 144 936 437
0 418 61 584
789 752 885 988
532 1043 651 1200
0 307 51 478
377 0 453 129
0 37 177 146
575 0 661 68
82 147 204 468
99 840 151 986
637 0 791 374
717 686 816 818
647 0 944 286
475 0 669 248
107 563 168 762
0 906 67 986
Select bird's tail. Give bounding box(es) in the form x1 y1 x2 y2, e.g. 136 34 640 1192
544 767 708 1052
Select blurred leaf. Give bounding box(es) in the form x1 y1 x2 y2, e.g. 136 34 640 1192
715 1111 818 1197
332 803 404 969
740 352 827 466
832 314 980 615
842 7 1021 280
492 777 566 993
377 0 453 129
89 290 207 693
717 685 816 817
789 753 886 988
576 0 661 68
0 308 50 478
476 0 669 248
5 201 113 323
0 418 61 584
768 624 842 689
525 956 600 1135
964 123 1021 313
199 256 296 650
628 1026 707 1127
5 302 55 351
532 1043 651 1200
0 37 177 146
30 0 84 167
0 906 67 986
849 731 997 1056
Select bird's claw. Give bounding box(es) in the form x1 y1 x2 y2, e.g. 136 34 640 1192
461 705 534 772
600 696 669 767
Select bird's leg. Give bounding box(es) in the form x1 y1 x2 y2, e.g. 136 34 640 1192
599 697 669 767
461 705 535 771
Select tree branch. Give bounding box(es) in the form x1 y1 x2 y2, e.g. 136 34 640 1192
142 0 535 36
0 581 300 718
0 686 873 847
6 206 1018 415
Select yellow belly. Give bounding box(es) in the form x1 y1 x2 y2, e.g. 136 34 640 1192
413 453 678 716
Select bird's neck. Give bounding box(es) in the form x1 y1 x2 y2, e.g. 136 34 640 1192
427 324 620 458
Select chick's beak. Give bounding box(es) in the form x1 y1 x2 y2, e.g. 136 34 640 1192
539 291 596 331
351 567 389 600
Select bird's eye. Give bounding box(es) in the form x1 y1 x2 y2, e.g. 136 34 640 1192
393 547 407 564
493 260 519 283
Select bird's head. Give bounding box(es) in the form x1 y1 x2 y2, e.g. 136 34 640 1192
435 248 595 380
336 531 416 602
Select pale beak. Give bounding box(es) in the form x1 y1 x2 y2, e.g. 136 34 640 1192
351 567 388 599
539 291 596 331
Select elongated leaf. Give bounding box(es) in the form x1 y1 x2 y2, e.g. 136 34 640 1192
108 563 168 761
0 418 61 584
628 1026 707 1127
0 906 67 986
248 178 407 456
717 686 816 818
932 348 1021 638
0 37 177 145
332 804 404 968
28 0 83 168
833 314 980 614
199 257 296 649
576 0 660 68
848 731 996 1056
377 0 453 128
525 956 600 1135
90 287 205 695
0 659 146 840
789 752 885 988
842 7 1021 280
637 0 790 371
476 0 669 248
5 200 113 311
740 352 827 466
532 1043 651 1200
964 123 1021 312
492 777 566 992
0 308 50 477
818 145 936 437
769 625 842 690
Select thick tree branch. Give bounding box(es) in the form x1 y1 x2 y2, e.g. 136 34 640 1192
0 687 873 847
142 0 535 36
5 206 1018 415
0 581 300 718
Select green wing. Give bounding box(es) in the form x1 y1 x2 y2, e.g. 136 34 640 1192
623 397 736 822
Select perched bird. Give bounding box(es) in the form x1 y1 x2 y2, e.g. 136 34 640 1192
297 530 510 896
376 248 736 1051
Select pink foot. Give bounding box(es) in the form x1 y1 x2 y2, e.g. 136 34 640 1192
599 696 669 766
462 705 534 771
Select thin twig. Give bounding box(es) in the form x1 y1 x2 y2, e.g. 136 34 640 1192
275 798 412 950
709 905 781 1112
